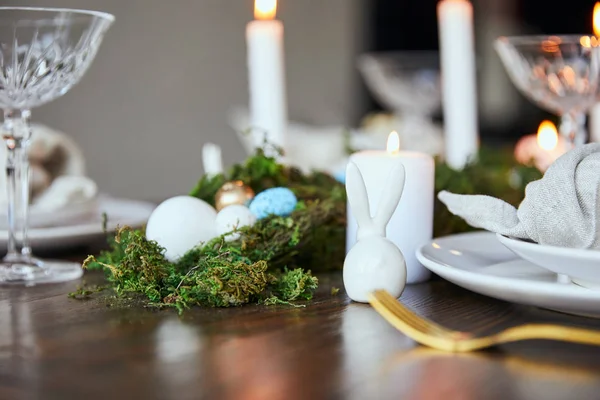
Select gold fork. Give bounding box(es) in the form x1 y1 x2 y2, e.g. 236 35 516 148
368 289 600 352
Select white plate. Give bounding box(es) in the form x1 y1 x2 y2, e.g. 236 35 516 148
416 231 600 318
0 197 100 229
0 197 155 251
496 234 600 290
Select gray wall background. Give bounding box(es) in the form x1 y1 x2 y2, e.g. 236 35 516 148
2 0 368 200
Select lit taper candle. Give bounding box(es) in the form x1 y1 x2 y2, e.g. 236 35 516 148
246 0 287 156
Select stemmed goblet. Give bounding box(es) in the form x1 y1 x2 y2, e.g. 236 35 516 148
0 7 113 284
495 35 600 147
357 51 442 145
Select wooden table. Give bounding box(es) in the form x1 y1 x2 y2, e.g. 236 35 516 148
2 263 600 400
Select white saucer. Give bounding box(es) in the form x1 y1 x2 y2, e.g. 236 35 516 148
496 234 600 290
0 197 155 251
416 231 600 318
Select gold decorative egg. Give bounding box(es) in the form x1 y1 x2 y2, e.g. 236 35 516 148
215 180 255 211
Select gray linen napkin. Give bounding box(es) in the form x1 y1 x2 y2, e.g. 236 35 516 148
438 143 600 249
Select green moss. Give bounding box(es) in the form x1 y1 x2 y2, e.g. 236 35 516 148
68 283 106 299
270 268 319 302
164 259 271 311
83 227 322 312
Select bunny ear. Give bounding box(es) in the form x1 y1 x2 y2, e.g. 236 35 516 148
373 161 405 229
345 161 373 227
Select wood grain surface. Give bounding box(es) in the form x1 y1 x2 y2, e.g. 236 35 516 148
1 258 600 400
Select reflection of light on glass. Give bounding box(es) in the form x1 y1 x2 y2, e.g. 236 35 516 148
432 243 441 249
532 65 545 79
581 35 592 48
387 131 400 154
547 74 563 95
537 120 559 151
541 37 560 53
255 0 277 20
580 36 599 48
561 66 576 88
449 250 462 256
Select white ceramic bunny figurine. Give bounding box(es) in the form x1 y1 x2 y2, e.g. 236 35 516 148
343 160 407 303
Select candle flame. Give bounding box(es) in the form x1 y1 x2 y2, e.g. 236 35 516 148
255 0 277 20
537 120 558 151
387 131 400 154
594 2 600 37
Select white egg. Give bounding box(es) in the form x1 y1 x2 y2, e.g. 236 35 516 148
215 204 256 241
146 196 217 262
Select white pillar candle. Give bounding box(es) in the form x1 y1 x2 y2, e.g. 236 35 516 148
437 0 479 169
346 132 435 284
202 142 223 177
246 0 287 156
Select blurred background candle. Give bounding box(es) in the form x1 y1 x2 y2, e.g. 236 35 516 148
514 120 567 172
202 142 224 177
246 0 287 156
588 3 600 143
437 0 479 169
346 132 434 284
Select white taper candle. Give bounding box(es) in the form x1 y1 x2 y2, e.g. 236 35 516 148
246 0 287 156
437 0 479 169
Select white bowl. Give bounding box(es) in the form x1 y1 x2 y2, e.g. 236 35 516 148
496 234 600 290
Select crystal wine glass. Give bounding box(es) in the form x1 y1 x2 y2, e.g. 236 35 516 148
495 35 600 146
0 7 113 285
357 51 442 143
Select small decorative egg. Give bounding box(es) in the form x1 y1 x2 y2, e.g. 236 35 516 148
249 187 297 220
215 180 255 211
146 196 217 262
215 205 257 241
333 169 346 184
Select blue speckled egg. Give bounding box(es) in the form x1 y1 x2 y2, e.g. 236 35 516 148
333 169 346 184
249 187 298 219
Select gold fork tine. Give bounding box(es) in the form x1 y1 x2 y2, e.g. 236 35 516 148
369 289 600 352
373 290 453 336
368 290 462 351
372 294 438 335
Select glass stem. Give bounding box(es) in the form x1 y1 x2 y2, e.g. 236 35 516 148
560 112 587 148
3 109 32 262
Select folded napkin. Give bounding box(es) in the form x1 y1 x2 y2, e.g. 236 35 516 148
0 123 98 226
438 143 600 249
